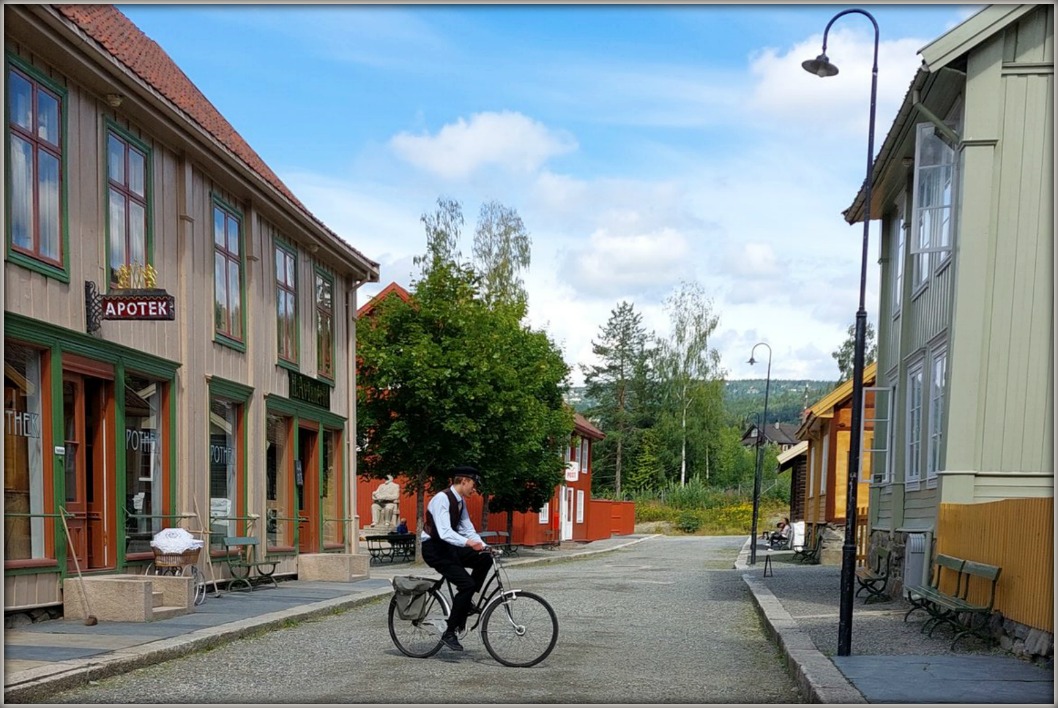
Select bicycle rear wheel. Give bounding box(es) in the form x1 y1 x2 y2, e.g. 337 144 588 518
190 565 207 606
388 588 450 658
481 590 558 667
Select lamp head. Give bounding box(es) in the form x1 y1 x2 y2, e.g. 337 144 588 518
748 356 756 366
802 53 839 78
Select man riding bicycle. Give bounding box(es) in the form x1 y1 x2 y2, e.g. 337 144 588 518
420 465 493 652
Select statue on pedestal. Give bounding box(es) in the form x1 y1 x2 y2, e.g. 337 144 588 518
370 475 400 528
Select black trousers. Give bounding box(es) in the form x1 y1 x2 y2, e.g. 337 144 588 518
421 538 492 633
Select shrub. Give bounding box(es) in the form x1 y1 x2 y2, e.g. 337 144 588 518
676 511 702 533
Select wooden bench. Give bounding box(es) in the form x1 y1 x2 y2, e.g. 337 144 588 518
223 536 278 591
365 533 416 564
904 553 1002 649
792 526 824 564
855 547 891 604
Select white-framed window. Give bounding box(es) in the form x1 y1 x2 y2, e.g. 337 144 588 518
905 358 925 490
864 386 894 484
910 103 961 292
890 195 906 315
820 433 829 489
579 437 589 470
926 345 947 488
808 442 816 495
576 490 585 523
538 502 549 524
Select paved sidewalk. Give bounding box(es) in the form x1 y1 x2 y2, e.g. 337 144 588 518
2 536 644 703
736 538 1054 704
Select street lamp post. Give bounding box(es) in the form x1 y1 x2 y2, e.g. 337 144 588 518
802 7 879 657
748 342 772 566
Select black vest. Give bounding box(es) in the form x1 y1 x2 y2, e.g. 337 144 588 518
423 489 462 539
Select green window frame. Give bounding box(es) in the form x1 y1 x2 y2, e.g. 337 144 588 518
106 122 152 288
5 55 70 282
275 241 298 366
315 268 335 381
212 197 246 349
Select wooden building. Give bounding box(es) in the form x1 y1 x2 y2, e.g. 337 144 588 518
4 5 378 616
844 4 1052 655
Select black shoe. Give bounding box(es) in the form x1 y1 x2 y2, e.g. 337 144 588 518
441 631 464 652
467 606 480 617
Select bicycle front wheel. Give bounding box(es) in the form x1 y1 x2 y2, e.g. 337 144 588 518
388 588 450 658
481 590 558 668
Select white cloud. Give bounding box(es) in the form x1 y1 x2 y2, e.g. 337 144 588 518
390 111 577 179
560 227 694 299
748 29 928 138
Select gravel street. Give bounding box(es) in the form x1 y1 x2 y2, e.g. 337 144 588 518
48 535 803 704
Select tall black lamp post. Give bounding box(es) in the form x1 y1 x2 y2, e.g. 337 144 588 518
748 342 772 566
802 7 879 657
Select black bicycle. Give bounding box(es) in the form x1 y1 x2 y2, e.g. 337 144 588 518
388 547 558 667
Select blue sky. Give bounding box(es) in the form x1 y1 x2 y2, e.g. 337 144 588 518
118 2 984 384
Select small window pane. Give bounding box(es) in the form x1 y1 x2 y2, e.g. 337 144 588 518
129 201 146 265
9 135 33 250
36 90 60 146
214 208 225 247
38 152 60 261
226 218 239 254
128 148 146 197
214 253 228 328
107 134 125 185
228 260 242 338
109 189 126 273
9 71 32 130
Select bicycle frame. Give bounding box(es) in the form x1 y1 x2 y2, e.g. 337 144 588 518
434 548 518 632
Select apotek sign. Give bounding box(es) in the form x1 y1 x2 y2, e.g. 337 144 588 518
103 294 174 320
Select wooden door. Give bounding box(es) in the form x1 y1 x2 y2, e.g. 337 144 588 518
62 374 114 571
297 427 319 553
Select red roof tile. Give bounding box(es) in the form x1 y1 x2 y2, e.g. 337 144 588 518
53 4 376 271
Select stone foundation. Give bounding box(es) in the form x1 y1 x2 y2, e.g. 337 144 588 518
297 553 370 582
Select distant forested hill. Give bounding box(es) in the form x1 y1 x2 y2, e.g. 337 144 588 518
568 378 835 426
723 379 835 427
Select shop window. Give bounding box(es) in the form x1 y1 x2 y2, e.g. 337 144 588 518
123 374 166 556
265 413 292 548
208 395 244 547
321 428 343 547
6 59 68 280
4 342 48 561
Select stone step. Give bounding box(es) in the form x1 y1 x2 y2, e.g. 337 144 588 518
150 606 188 621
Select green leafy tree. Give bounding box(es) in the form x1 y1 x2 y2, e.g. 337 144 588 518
358 198 570 556
655 281 723 486
627 427 663 492
472 200 531 316
582 301 654 497
832 322 877 381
